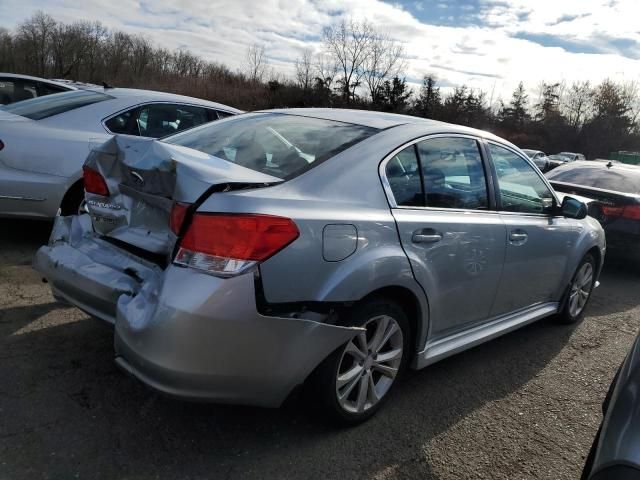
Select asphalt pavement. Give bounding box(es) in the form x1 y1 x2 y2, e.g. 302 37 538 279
1 218 638 480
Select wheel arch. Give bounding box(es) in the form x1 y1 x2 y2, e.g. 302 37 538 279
59 177 84 215
355 284 428 358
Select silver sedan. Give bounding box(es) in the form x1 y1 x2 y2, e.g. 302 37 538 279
0 87 240 219
34 109 606 424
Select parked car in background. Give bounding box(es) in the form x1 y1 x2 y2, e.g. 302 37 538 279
547 160 640 259
521 149 550 171
0 88 240 219
0 73 77 105
582 329 640 479
34 109 605 424
559 151 586 162
548 154 573 170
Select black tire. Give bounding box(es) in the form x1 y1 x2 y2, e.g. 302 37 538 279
59 181 85 216
308 297 411 426
556 253 597 324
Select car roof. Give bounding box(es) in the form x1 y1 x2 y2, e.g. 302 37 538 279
0 72 76 90
97 88 242 112
554 159 640 174
258 108 508 141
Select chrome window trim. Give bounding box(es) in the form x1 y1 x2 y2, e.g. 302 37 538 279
101 101 235 135
378 132 492 214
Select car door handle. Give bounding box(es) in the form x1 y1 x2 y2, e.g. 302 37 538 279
412 230 442 243
509 231 528 242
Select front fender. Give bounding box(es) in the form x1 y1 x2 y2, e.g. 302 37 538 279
560 216 605 295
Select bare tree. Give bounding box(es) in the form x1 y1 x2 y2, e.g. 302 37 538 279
314 52 338 91
561 81 593 129
362 32 406 104
16 11 57 76
294 49 313 90
244 43 267 83
323 18 374 102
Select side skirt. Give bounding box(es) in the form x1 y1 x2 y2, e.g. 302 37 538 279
413 302 559 369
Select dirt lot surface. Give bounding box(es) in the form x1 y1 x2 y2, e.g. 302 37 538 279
1 218 639 480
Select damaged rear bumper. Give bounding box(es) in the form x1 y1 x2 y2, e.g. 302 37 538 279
34 215 362 407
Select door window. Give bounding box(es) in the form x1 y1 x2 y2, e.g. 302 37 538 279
0 78 38 104
416 137 489 210
174 105 209 132
489 143 555 214
137 104 182 138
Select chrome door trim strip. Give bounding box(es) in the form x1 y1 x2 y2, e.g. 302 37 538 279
0 194 45 201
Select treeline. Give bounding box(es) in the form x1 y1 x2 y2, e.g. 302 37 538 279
1 12 639 158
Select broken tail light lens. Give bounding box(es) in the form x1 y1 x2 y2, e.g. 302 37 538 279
82 166 109 196
174 213 299 277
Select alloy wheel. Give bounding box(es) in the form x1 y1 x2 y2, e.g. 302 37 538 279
335 314 404 414
569 262 594 317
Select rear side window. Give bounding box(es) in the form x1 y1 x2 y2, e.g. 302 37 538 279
1 90 112 120
547 166 640 194
166 113 377 180
417 137 489 210
384 137 489 210
105 104 218 138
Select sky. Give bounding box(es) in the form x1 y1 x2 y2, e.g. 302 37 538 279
1 0 639 104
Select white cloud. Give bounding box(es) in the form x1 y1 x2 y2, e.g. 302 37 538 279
1 0 639 102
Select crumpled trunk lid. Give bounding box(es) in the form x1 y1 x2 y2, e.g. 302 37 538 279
83 136 281 258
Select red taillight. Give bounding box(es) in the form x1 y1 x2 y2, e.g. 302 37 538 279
622 204 640 220
82 166 109 196
174 213 299 276
170 202 190 235
601 205 624 218
602 204 640 221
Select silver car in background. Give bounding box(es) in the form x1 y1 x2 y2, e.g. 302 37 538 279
521 148 550 172
34 109 606 424
0 88 240 219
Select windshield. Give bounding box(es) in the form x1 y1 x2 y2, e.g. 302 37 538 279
547 165 640 193
165 113 378 180
521 149 536 158
0 90 112 120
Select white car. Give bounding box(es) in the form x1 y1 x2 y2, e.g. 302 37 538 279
0 88 241 218
0 73 79 105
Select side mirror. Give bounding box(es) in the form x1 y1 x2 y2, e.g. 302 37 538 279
561 196 588 219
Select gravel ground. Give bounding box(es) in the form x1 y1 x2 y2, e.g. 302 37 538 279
1 218 639 480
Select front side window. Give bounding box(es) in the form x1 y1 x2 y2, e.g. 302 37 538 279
166 113 377 180
137 104 182 138
417 137 489 210
0 90 112 120
490 143 555 214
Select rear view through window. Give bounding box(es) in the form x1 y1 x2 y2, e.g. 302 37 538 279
0 90 112 120
166 113 377 180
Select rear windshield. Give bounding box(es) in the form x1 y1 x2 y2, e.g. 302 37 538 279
547 165 640 193
0 90 112 120
165 113 378 180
